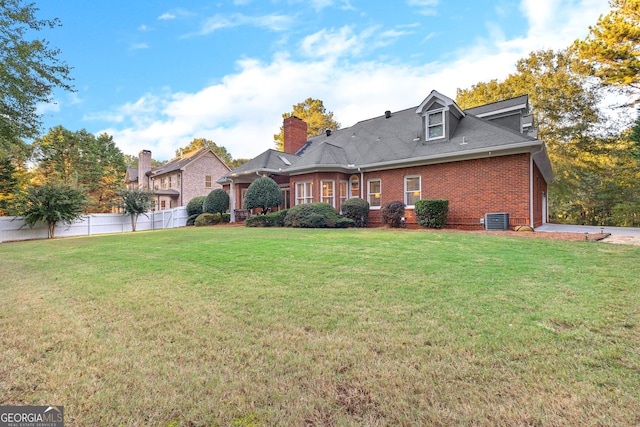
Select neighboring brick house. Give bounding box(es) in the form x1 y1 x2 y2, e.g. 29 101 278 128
218 90 553 229
125 148 230 210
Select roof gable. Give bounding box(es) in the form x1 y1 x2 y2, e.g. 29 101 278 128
149 148 230 177
416 90 465 118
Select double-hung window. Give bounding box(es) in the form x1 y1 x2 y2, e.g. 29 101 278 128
296 181 313 205
427 110 444 140
339 181 348 208
405 176 421 207
205 176 212 188
368 179 381 208
321 180 335 207
349 175 360 198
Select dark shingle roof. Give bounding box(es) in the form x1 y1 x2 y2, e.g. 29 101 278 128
221 91 553 184
218 149 299 183
463 95 528 116
149 148 230 178
125 168 138 183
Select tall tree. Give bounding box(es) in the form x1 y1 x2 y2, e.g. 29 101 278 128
456 49 601 144
456 49 615 225
175 138 233 166
32 126 126 212
0 0 73 152
274 98 340 151
573 0 640 93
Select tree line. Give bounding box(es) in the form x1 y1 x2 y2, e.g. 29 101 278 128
456 0 640 226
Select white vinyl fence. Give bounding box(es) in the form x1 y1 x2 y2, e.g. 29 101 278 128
0 207 188 243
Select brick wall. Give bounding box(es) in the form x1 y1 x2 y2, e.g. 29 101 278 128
283 116 308 154
181 152 230 206
364 154 533 229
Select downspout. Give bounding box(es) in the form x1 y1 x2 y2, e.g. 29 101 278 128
358 168 363 199
180 171 183 206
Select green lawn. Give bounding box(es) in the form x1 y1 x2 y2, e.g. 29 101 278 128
1 227 639 426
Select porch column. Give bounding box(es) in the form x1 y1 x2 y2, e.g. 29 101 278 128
229 179 236 223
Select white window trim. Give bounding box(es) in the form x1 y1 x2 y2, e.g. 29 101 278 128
321 180 335 207
295 181 313 205
367 178 382 209
426 110 445 141
349 175 360 199
404 175 421 208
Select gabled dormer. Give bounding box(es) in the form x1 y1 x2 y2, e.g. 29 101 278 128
416 90 465 142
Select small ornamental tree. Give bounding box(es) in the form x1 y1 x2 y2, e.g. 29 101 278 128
22 183 87 238
115 188 154 232
244 176 283 214
380 200 406 228
341 198 369 227
203 188 229 216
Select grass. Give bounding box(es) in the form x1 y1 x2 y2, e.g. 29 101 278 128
1 226 639 426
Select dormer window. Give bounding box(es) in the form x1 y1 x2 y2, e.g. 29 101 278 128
427 110 445 140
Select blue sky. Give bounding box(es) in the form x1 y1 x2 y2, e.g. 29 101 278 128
34 0 610 161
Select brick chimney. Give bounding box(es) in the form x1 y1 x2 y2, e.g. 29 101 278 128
138 149 152 189
283 116 308 154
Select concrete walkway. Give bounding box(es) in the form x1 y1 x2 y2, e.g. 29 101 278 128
535 223 640 237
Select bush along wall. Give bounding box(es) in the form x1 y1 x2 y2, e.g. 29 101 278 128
246 210 288 227
194 213 230 227
284 203 339 228
381 201 406 228
415 199 449 228
340 198 369 228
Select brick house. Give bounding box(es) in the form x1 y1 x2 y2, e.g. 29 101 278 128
218 90 553 229
125 148 231 210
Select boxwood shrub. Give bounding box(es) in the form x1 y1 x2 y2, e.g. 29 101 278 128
284 203 339 228
381 200 405 228
415 199 449 228
186 213 200 226
194 213 230 227
186 196 206 217
336 217 356 228
246 210 288 227
340 198 369 228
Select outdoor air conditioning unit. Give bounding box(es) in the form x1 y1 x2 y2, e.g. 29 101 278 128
484 213 509 231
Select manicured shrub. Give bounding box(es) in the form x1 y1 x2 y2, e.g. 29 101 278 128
335 217 356 228
220 213 230 223
284 203 339 228
186 213 200 226
186 196 206 217
246 210 288 227
194 213 220 227
244 176 283 214
203 189 229 216
415 199 449 228
381 200 406 228
341 198 369 228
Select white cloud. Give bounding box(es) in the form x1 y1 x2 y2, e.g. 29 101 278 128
158 13 176 20
191 13 294 36
407 0 440 16
100 0 612 161
130 42 150 50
